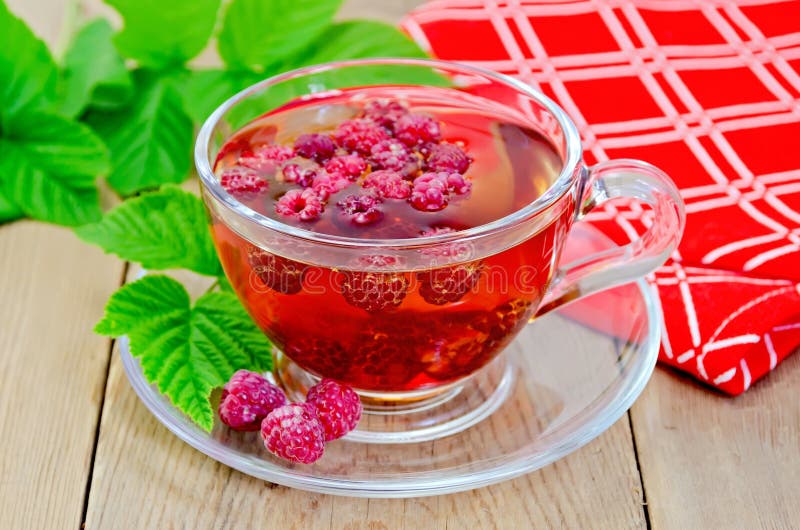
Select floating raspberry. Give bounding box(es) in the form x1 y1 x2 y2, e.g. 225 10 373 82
324 154 367 181
340 270 409 312
333 118 389 155
284 337 351 381
409 173 449 211
337 194 384 225
306 379 362 441
472 298 533 342
281 163 316 188
442 172 472 195
275 189 324 222
294 133 337 163
369 139 417 175
417 261 483 305
363 169 412 200
395 113 442 147
220 167 268 199
419 227 473 261
247 246 307 294
363 99 409 131
426 143 471 174
422 328 490 381
351 329 424 389
415 142 437 158
261 403 325 464
239 145 295 172
311 171 352 200
218 370 287 431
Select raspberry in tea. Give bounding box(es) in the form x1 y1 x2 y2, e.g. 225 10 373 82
211 87 569 392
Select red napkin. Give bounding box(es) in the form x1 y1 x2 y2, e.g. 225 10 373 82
402 0 800 394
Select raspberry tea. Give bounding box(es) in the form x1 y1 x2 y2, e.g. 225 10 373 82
209 86 572 392
198 59 683 442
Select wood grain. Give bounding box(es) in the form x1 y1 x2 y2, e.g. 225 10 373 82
631 354 800 530
84 328 647 529
0 221 123 528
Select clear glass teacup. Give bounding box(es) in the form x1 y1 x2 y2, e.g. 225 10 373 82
196 59 684 439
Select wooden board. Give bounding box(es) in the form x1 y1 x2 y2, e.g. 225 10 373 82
3 0 800 528
0 221 124 528
631 354 800 530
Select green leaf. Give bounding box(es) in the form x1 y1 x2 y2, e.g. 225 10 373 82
60 19 133 117
76 186 223 277
105 0 222 68
0 186 23 223
218 0 341 71
85 70 194 196
6 110 110 181
223 22 439 129
298 20 428 65
0 1 59 120
0 111 108 226
172 68 261 125
96 275 273 431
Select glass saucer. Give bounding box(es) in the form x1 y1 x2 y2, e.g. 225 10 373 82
120 228 661 498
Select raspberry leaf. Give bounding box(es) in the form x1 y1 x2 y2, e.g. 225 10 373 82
218 0 341 71
172 68 261 125
76 186 223 277
105 0 222 69
299 21 428 64
85 70 194 196
95 275 273 431
0 2 59 120
60 19 133 118
0 187 23 223
0 111 108 226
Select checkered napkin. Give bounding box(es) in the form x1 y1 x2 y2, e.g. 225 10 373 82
402 0 800 394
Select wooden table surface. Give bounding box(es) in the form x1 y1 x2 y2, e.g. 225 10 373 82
2 1 799 528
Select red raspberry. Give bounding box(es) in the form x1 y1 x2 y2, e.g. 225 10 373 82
363 169 412 199
284 337 351 381
311 171 352 200
363 99 409 131
294 133 337 163
369 139 417 175
239 145 295 171
442 172 472 195
351 329 424 389
395 113 442 147
337 194 384 225
220 167 268 199
281 163 316 188
426 143 471 174
340 270 410 312
247 246 307 294
333 119 389 155
306 379 362 441
275 189 324 222
417 261 483 305
419 227 473 261
409 173 449 211
218 370 287 431
324 154 367 181
261 403 325 464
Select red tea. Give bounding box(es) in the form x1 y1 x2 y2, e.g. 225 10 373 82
210 87 571 392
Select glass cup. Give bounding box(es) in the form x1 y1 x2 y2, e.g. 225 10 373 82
196 59 684 441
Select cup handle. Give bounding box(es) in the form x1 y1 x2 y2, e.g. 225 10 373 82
535 159 686 317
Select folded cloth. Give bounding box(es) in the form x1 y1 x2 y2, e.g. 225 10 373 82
402 0 800 394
